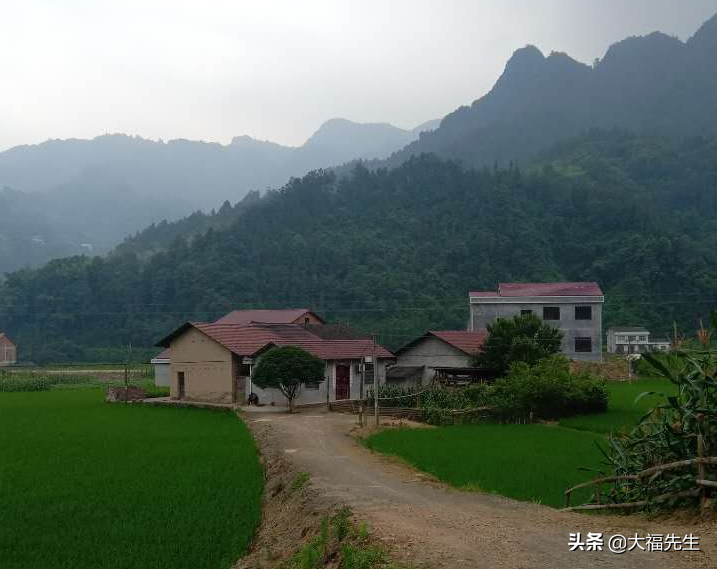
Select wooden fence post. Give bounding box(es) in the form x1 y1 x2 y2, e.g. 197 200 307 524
698 436 706 513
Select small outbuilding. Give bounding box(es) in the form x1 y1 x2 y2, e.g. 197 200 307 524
390 330 489 386
0 333 17 366
151 349 170 386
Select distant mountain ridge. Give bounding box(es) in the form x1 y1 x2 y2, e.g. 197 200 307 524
381 12 717 169
0 117 438 274
0 117 439 205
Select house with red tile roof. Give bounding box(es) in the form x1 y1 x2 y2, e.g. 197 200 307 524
390 330 489 385
469 282 604 361
156 321 393 406
0 333 17 366
215 308 324 326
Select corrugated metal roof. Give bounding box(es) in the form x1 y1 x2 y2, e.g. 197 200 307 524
470 282 603 298
498 282 603 297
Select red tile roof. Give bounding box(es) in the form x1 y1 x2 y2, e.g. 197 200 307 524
152 348 171 361
159 322 392 361
395 330 488 356
468 291 499 297
215 309 325 325
429 330 488 355
470 282 602 298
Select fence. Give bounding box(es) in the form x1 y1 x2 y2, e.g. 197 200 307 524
563 443 716 512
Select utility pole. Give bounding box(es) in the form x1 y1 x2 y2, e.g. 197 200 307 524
373 333 379 427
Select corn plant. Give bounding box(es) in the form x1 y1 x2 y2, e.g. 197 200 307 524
602 334 717 506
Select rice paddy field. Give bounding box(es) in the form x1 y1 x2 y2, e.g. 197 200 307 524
0 388 263 569
366 378 673 508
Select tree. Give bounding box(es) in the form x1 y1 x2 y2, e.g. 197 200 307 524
251 346 325 412
474 313 563 375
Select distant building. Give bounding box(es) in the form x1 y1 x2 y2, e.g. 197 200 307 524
390 330 489 386
606 327 671 354
0 333 17 366
215 308 324 326
469 282 604 361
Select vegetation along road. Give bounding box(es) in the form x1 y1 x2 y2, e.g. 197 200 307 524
248 406 715 569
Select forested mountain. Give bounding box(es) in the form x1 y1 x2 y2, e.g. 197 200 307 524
0 118 437 273
2 130 716 362
0 180 190 274
380 13 717 169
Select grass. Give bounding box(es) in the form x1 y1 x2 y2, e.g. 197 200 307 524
559 378 676 434
0 388 263 569
366 424 604 508
366 377 676 509
282 507 409 569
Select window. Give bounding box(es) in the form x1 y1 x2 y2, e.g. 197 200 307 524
304 380 322 390
575 337 592 353
520 309 533 316
575 306 592 320
543 306 560 320
304 317 311 325
239 363 252 376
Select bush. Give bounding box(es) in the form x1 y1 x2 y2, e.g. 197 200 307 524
491 355 607 420
0 372 94 392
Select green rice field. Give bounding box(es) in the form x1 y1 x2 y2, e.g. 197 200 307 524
366 378 673 508
0 388 262 569
559 378 676 434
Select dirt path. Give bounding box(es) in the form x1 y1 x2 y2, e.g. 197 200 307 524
247 410 715 569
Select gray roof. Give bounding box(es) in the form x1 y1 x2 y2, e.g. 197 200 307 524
608 326 649 333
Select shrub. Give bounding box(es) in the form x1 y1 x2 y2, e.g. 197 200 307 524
603 350 717 507
474 312 564 375
491 355 607 420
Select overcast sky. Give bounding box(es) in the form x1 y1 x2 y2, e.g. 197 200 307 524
1 0 716 151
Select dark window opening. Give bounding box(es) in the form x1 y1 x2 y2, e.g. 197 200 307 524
304 380 322 390
543 306 560 320
575 306 592 320
304 317 311 325
575 337 592 353
239 363 252 376
520 309 533 316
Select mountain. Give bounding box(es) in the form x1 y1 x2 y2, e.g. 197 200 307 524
2 130 717 362
0 118 438 273
381 13 717 169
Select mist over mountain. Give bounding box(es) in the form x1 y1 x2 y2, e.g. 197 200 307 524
381 13 717 169
0 118 437 273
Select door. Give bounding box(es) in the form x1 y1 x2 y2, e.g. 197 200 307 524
177 371 185 399
335 365 350 400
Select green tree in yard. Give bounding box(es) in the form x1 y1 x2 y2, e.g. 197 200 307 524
474 313 563 375
251 346 325 412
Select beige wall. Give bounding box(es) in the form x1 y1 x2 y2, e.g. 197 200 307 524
0 337 16 365
169 327 235 403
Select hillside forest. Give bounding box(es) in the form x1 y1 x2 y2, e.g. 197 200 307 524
1 130 716 362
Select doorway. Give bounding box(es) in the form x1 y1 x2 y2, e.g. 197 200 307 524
177 371 185 399
335 364 350 400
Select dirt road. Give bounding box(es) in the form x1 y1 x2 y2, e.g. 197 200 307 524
248 410 714 569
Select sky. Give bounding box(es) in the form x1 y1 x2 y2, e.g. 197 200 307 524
1 0 716 151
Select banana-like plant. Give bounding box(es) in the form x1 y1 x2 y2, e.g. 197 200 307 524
602 315 717 506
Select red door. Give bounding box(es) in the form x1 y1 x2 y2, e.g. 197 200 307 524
335 365 350 400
